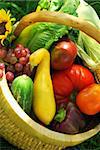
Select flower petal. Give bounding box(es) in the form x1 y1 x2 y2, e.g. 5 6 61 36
0 9 15 44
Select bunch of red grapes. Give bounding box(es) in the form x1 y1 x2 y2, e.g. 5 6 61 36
0 44 31 82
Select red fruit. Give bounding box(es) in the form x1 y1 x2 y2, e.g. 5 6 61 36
51 39 77 70
24 48 30 54
0 69 3 78
0 63 5 70
14 47 22 58
15 63 23 72
21 49 27 57
66 64 95 91
4 53 12 63
55 94 65 100
23 63 31 76
52 71 73 98
7 65 15 73
0 48 7 59
56 97 69 104
26 53 30 59
16 44 24 50
6 71 14 82
19 57 28 65
15 72 23 77
76 83 100 115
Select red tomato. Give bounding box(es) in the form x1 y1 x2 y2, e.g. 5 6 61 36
66 64 95 91
51 39 77 70
54 93 66 100
76 83 100 115
56 97 69 104
52 71 74 102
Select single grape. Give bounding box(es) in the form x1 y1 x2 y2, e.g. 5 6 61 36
21 49 27 57
19 57 28 65
24 48 30 54
15 63 23 72
15 72 23 77
23 63 31 76
14 47 22 58
0 69 3 78
26 53 30 58
4 53 12 63
0 63 5 70
6 71 14 82
7 65 15 73
10 56 17 65
16 44 24 50
0 48 7 59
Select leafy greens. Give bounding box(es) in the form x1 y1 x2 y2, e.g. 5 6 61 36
17 0 80 52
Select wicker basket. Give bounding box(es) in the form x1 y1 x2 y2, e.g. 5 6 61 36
0 11 100 150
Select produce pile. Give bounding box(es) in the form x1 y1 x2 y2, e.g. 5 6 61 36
0 0 100 135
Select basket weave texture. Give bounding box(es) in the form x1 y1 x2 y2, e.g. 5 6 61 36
0 75 65 150
0 72 100 150
0 109 63 150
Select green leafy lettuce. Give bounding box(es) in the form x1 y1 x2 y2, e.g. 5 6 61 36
17 0 80 52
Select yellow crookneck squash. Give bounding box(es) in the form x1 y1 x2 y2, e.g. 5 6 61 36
29 48 56 125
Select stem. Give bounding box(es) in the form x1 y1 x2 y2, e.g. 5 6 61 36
93 65 100 83
0 59 9 65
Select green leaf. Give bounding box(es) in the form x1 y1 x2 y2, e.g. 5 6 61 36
60 0 80 16
21 0 80 52
49 0 64 11
26 22 68 52
54 108 66 123
38 0 50 10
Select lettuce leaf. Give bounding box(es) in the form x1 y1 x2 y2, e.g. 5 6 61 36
17 0 80 52
27 23 68 51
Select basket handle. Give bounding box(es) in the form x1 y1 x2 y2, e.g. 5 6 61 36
14 10 100 43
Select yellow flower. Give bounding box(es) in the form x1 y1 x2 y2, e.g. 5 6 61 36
0 9 15 45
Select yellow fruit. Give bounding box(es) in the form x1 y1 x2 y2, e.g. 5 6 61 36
30 48 56 125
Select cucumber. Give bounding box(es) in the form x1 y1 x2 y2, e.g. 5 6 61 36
11 75 34 114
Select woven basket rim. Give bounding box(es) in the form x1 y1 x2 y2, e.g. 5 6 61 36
0 72 100 146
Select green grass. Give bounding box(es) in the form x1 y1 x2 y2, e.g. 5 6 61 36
0 0 99 149
77 132 100 150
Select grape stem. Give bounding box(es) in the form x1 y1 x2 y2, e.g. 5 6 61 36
0 58 9 65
